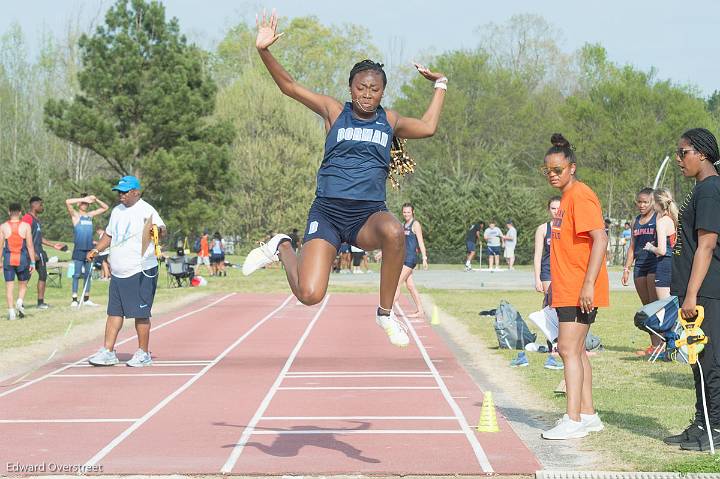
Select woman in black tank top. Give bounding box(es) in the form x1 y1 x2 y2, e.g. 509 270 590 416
533 196 561 296
244 11 447 348
392 203 428 318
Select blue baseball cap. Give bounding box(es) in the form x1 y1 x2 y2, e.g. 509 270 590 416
112 175 141 192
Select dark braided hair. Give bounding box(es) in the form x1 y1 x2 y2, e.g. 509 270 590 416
681 128 720 172
349 60 387 87
545 133 577 164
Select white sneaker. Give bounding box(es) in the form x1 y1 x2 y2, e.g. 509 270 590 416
542 414 588 440
8 309 17 321
88 347 119 366
581 413 604 432
70 300 80 308
15 299 25 318
242 234 290 276
126 349 153 367
376 311 410 347
83 300 99 307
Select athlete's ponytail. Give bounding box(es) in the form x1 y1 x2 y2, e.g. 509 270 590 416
654 188 678 228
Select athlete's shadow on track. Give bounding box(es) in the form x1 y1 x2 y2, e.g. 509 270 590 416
216 421 381 463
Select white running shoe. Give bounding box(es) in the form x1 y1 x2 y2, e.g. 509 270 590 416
15 299 25 318
70 300 79 308
8 309 17 321
83 300 100 307
376 310 410 348
242 234 291 276
88 347 119 366
542 414 588 440
126 349 153 367
581 413 604 432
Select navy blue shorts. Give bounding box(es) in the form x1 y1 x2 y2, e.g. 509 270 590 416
3 265 30 282
466 241 476 253
655 256 672 287
487 245 500 256
303 197 388 251
339 243 351 254
540 259 551 282
404 256 417 269
107 267 159 319
634 258 657 278
210 253 225 264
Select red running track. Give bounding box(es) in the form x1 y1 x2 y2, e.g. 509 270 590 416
0 293 541 475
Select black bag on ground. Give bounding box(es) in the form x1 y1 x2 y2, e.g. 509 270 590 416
494 300 536 349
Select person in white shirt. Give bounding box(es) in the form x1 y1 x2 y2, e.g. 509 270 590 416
483 221 503 271
86 176 166 367
503 220 518 270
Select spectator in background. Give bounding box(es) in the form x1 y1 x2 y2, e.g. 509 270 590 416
464 221 483 272
95 226 111 280
621 221 632 262
503 220 517 270
484 220 503 271
1 203 36 320
22 196 67 309
643 188 678 302
196 229 210 277
210 232 226 277
65 194 109 307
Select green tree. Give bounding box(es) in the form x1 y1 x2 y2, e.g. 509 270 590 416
44 0 235 231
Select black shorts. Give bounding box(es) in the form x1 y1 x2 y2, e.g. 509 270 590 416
556 306 598 324
210 253 225 264
107 267 159 319
634 258 657 278
3 265 30 282
303 197 388 251
352 252 364 266
35 259 47 281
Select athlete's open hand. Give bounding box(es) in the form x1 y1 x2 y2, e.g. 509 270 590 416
256 9 284 50
413 62 446 82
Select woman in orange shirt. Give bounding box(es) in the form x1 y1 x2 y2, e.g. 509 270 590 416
541 134 610 440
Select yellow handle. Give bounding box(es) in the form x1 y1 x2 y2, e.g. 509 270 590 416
152 225 161 257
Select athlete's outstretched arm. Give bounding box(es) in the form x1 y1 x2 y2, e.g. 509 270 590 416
390 64 447 139
255 10 341 127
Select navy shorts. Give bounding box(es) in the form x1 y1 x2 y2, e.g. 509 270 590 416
655 256 672 287
404 256 417 269
3 265 30 282
540 260 551 282
107 267 159 319
303 197 388 251
339 243 351 254
487 245 500 256
634 258 657 278
210 253 225 264
466 241 476 253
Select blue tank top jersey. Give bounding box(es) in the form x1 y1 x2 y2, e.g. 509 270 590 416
541 221 551 268
633 213 657 265
404 219 418 262
72 215 94 260
212 239 223 255
317 102 394 201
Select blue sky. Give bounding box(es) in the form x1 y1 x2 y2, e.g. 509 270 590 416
3 0 717 96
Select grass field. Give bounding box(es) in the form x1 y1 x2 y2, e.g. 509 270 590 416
0 258 717 472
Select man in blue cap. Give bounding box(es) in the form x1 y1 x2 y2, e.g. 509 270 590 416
86 176 166 367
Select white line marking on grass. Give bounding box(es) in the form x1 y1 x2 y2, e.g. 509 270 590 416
0 293 237 398
251 429 464 435
396 304 494 473
83 294 294 468
51 373 197 377
0 418 137 424
221 295 331 474
277 386 440 390
261 416 456 420
285 371 429 375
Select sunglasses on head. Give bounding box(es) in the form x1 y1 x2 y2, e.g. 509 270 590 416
540 165 569 176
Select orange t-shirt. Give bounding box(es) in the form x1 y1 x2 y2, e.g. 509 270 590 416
199 236 209 257
550 181 610 308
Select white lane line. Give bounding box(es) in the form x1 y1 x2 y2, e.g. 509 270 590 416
0 418 137 424
83 294 294 468
66 363 209 368
64 360 212 365
284 374 433 379
50 373 197 378
286 371 432 377
261 416 456 420
0 293 236 398
396 304 494 473
221 295 331 474
252 429 464 435
277 386 440 390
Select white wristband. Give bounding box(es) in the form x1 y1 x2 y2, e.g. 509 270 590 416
434 82 447 90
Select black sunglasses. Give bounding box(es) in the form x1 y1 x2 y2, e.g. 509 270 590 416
676 148 697 158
